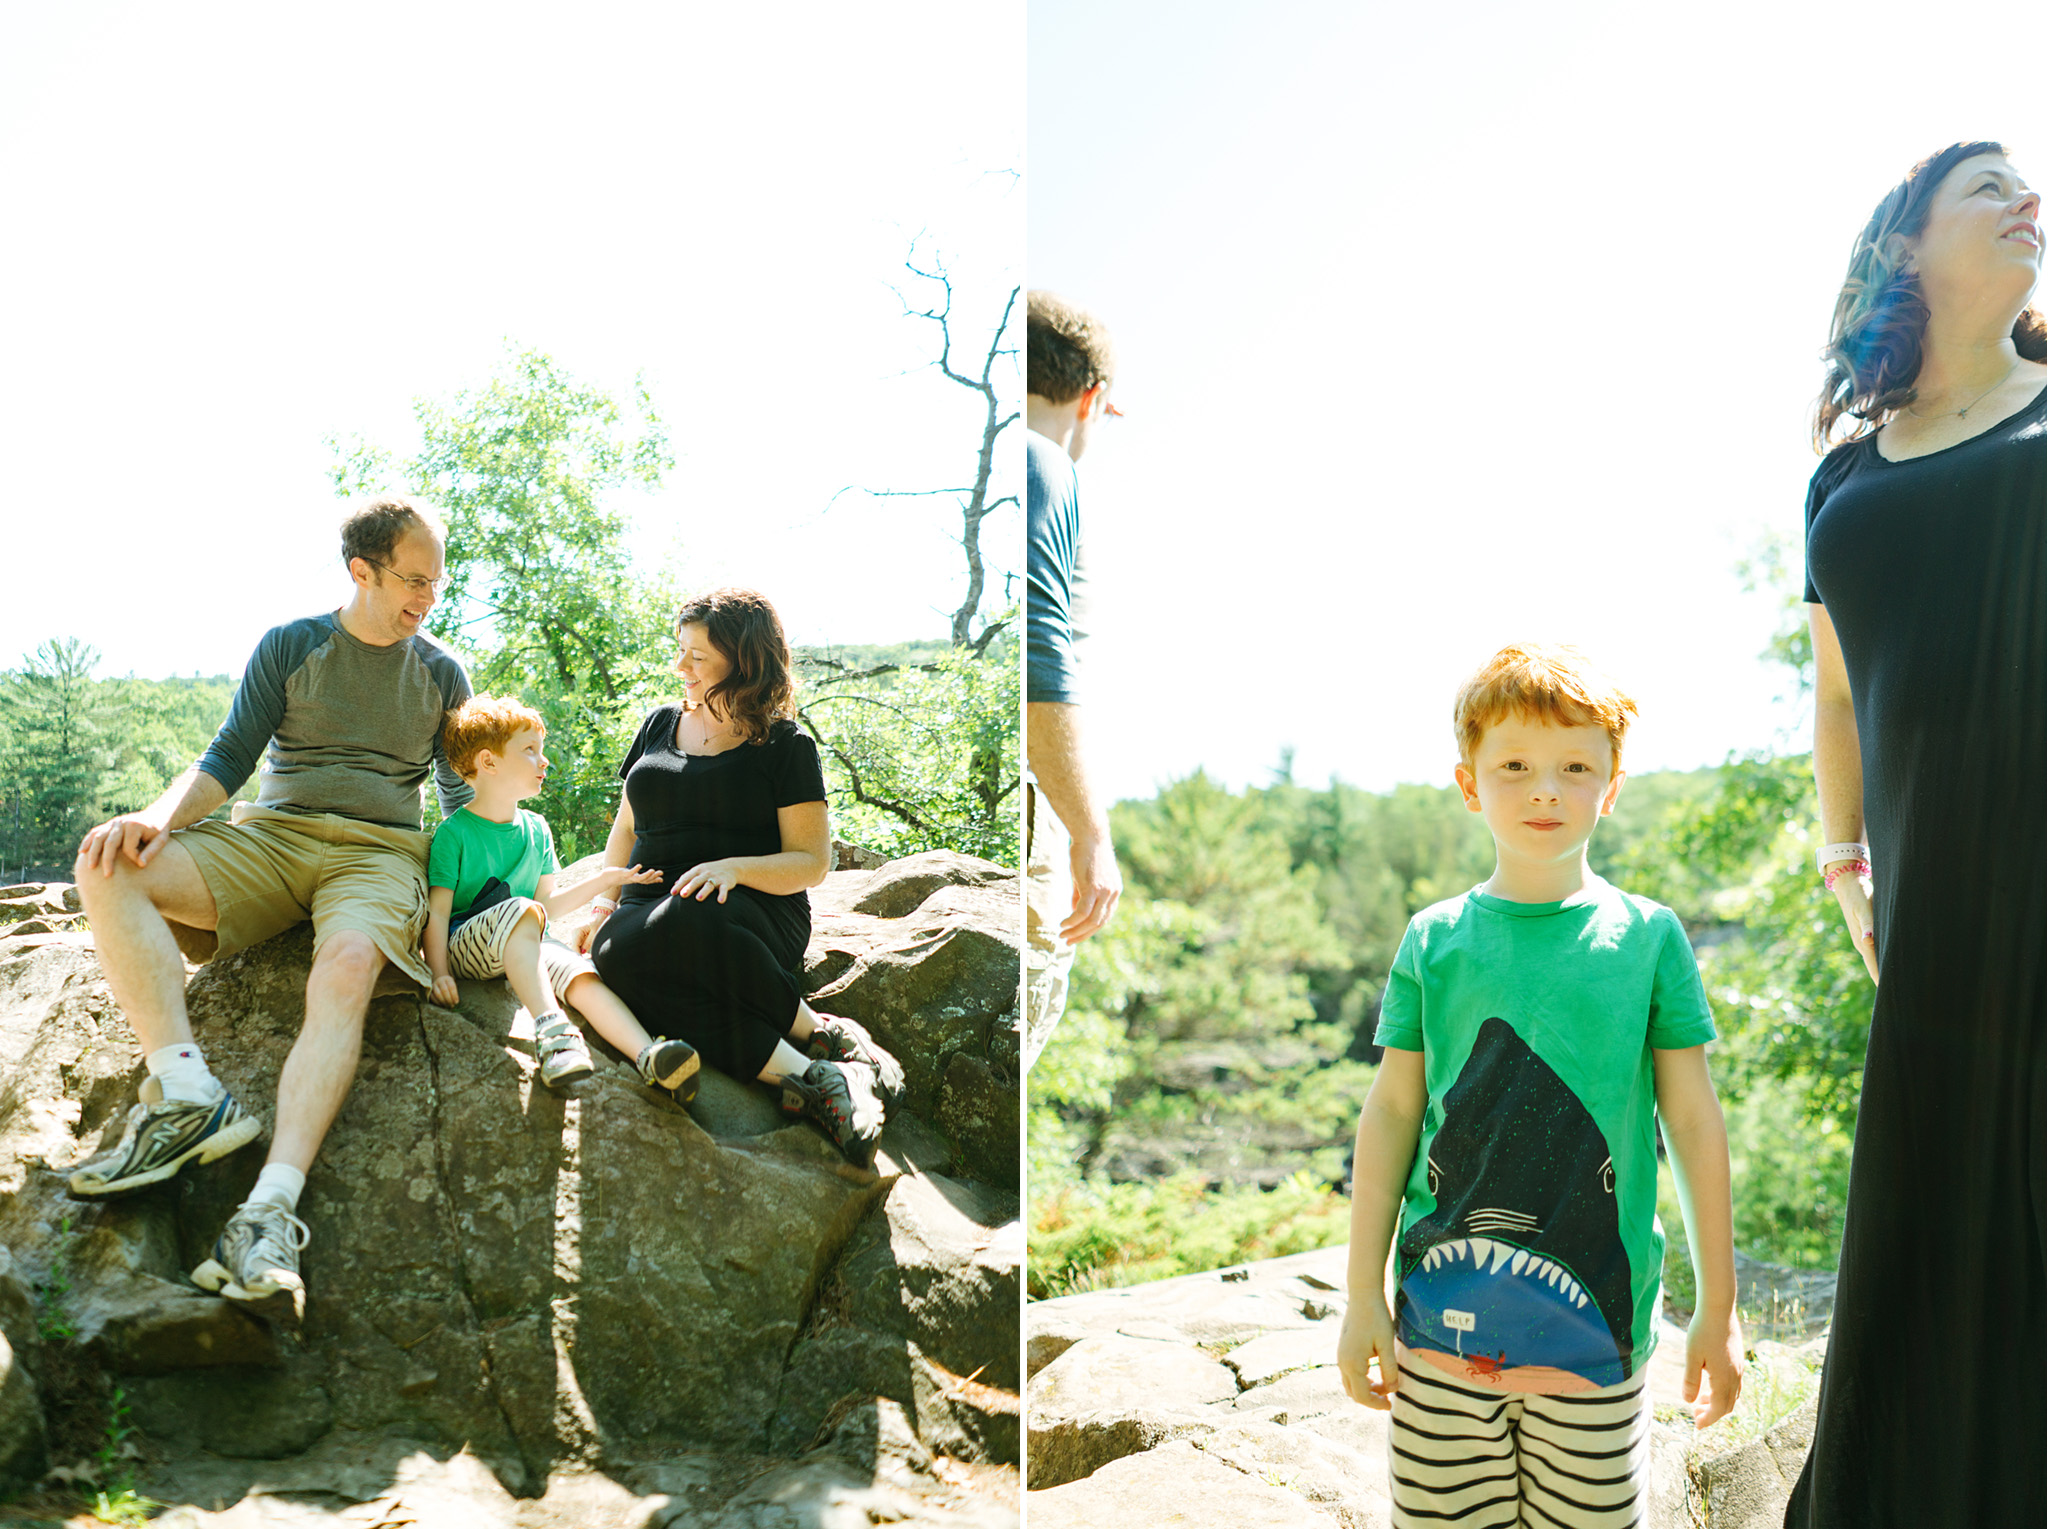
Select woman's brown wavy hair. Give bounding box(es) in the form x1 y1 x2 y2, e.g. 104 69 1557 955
1814 140 2047 452
675 587 796 744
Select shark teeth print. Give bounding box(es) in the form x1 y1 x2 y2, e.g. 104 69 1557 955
1416 1238 1590 1307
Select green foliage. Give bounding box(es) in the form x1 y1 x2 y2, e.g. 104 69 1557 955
0 640 121 868
331 346 676 704
0 646 246 873
36 1213 77 1342
1029 1171 1351 1299
800 628 1020 865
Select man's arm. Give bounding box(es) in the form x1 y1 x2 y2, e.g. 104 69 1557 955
1026 701 1121 943
76 766 229 876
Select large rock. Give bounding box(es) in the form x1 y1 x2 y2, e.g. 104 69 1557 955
0 854 1019 1523
1024 1245 1825 1528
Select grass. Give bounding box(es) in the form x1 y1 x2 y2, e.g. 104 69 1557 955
34 1215 76 1343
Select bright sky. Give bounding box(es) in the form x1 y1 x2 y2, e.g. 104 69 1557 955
1031 0 2045 799
0 2 1021 681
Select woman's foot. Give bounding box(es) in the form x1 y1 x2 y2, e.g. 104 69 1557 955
533 1012 595 1090
636 1038 702 1107
779 1058 884 1168
806 1013 905 1100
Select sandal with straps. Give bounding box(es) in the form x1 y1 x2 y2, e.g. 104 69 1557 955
533 1011 595 1089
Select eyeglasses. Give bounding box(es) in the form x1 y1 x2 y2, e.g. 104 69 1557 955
367 561 451 596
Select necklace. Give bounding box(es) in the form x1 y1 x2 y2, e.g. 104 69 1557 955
1904 358 2022 420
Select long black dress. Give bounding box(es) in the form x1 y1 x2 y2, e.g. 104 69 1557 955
1790 387 2045 1527
590 707 828 1081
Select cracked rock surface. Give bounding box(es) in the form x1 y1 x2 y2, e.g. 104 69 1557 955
0 854 1019 1526
1026 1246 1826 1528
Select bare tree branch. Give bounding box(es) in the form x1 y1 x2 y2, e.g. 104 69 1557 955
798 706 938 836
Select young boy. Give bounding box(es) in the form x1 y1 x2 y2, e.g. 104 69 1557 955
1337 644 1742 1528
427 696 697 1099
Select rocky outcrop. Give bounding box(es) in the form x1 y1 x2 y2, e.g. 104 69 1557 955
0 853 1019 1526
1025 1246 1826 1529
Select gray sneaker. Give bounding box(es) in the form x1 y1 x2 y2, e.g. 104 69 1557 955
190 1201 310 1327
68 1080 263 1200
635 1038 701 1106
779 1058 884 1168
806 1013 905 1101
533 1011 595 1090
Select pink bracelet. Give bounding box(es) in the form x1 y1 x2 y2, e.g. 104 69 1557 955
1822 860 1871 891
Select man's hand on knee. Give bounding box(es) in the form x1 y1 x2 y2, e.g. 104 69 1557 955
76 812 173 879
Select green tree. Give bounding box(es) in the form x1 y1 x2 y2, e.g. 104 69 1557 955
0 639 122 869
799 629 1020 864
330 347 679 857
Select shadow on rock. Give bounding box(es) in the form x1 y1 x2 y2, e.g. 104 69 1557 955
0 854 1019 1526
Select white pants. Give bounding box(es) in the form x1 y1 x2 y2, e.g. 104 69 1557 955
1387 1355 1650 1528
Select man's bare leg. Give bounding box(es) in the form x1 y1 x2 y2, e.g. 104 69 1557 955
71 838 217 1053
266 931 381 1174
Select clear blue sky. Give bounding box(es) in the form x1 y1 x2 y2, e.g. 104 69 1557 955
1031 0 2044 797
0 2 1021 680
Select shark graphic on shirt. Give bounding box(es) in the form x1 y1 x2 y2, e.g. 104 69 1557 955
1396 1015 1637 1387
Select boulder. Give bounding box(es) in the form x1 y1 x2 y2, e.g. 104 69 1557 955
0 854 1019 1523
1023 1244 1826 1528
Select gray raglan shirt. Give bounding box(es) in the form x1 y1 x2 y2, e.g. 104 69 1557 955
196 614 474 829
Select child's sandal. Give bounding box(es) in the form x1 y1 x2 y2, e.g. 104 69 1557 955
533 1011 595 1089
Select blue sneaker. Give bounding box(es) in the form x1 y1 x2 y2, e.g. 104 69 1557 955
68 1081 262 1200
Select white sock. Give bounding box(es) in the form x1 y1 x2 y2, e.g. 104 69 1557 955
146 1043 218 1105
244 1163 306 1214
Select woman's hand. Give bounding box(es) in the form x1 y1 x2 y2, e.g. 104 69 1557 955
673 859 745 903
575 906 611 954
1829 869 1879 983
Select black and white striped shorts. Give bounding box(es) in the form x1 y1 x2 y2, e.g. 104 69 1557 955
446 896 596 998
1387 1355 1649 1528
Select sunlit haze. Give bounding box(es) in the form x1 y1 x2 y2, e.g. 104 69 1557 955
1 2 1021 680
1030 0 2043 797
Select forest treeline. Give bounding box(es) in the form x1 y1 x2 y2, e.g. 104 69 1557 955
0 347 1019 880
1030 747 1868 1300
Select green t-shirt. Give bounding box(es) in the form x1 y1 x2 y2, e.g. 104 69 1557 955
427 806 560 913
1373 876 1715 1389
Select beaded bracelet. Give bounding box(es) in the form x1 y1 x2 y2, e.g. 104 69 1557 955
1822 860 1871 892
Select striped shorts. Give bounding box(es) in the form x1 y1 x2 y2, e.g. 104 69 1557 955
1388 1355 1649 1528
447 896 595 998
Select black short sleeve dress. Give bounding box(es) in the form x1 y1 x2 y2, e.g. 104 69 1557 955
1788 388 2045 1527
589 707 829 1081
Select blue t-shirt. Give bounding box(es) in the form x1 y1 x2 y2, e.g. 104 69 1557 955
1026 431 1083 705
1374 877 1716 1389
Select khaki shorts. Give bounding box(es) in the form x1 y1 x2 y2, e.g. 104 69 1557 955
446 895 596 1001
1023 782 1077 1076
172 803 433 986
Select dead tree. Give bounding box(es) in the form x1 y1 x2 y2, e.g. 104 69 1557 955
835 251 1020 647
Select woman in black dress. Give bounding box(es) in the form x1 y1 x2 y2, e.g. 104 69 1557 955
1795 142 2045 1527
579 587 901 1165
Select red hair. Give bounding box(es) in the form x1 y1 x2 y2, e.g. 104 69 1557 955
1454 644 1637 768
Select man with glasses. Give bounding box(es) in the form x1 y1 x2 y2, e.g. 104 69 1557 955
68 497 472 1325
1023 291 1124 1074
